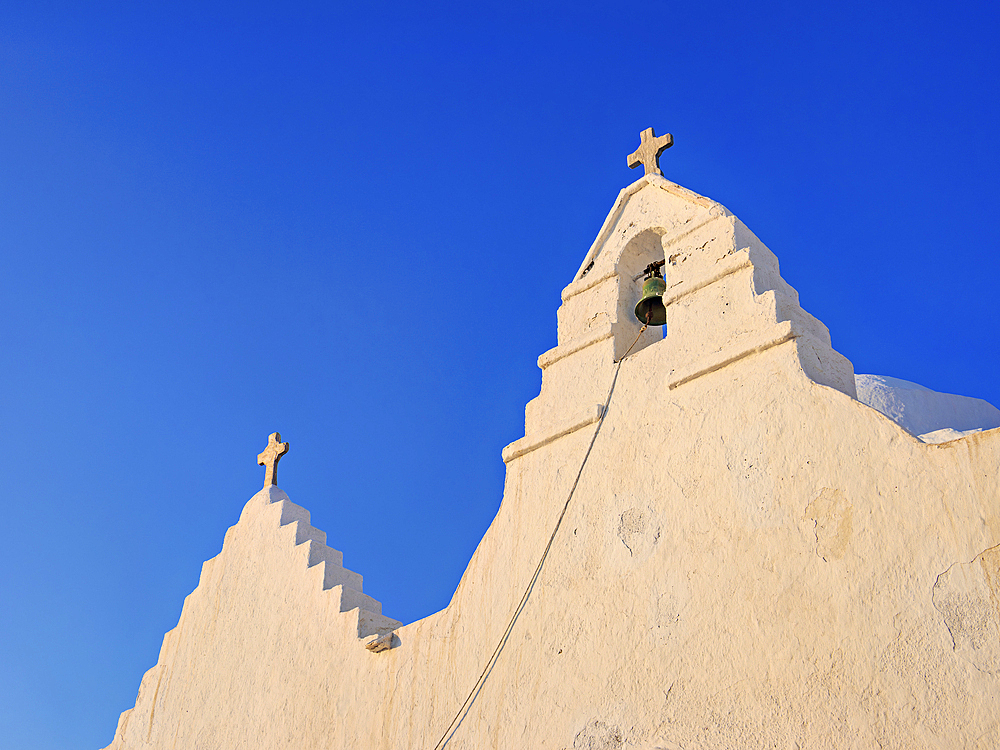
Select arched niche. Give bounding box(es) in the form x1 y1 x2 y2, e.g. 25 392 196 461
611 228 668 360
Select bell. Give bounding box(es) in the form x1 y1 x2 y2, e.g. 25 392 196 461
634 274 667 326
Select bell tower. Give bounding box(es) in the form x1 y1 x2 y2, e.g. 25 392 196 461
502 131 856 464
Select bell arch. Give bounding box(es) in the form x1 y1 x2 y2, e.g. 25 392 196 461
611 228 668 360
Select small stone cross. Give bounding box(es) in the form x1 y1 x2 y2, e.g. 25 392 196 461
257 432 289 487
627 127 674 177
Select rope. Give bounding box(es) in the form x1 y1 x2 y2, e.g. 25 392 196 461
430 324 648 749
616 323 649 363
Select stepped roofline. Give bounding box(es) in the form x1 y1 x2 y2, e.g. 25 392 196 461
508 171 857 465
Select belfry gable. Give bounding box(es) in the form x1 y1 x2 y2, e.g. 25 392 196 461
506 172 856 463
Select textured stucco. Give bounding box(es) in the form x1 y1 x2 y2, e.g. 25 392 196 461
103 176 1000 749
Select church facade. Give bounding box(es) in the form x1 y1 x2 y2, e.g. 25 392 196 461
104 136 1000 749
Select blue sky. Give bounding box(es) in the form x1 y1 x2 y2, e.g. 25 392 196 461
2 2 999 748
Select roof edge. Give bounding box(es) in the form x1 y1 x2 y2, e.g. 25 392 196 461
572 174 730 282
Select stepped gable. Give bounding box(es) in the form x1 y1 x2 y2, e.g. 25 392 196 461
103 486 399 750
506 172 856 463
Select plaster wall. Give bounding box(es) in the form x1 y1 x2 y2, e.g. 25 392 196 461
103 177 1000 750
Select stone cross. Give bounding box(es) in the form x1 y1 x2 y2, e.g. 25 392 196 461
257 432 289 487
627 127 674 177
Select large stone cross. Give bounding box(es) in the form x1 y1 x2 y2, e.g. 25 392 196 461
257 432 289 487
627 127 674 177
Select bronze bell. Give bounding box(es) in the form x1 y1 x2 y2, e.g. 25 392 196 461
634 267 667 326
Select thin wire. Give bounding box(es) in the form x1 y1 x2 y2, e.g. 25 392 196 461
430 324 648 749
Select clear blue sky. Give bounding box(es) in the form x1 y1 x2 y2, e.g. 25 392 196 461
2 2 998 748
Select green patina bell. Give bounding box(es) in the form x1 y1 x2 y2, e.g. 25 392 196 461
634 274 667 326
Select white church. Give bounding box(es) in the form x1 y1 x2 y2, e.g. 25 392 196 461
103 130 1000 749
